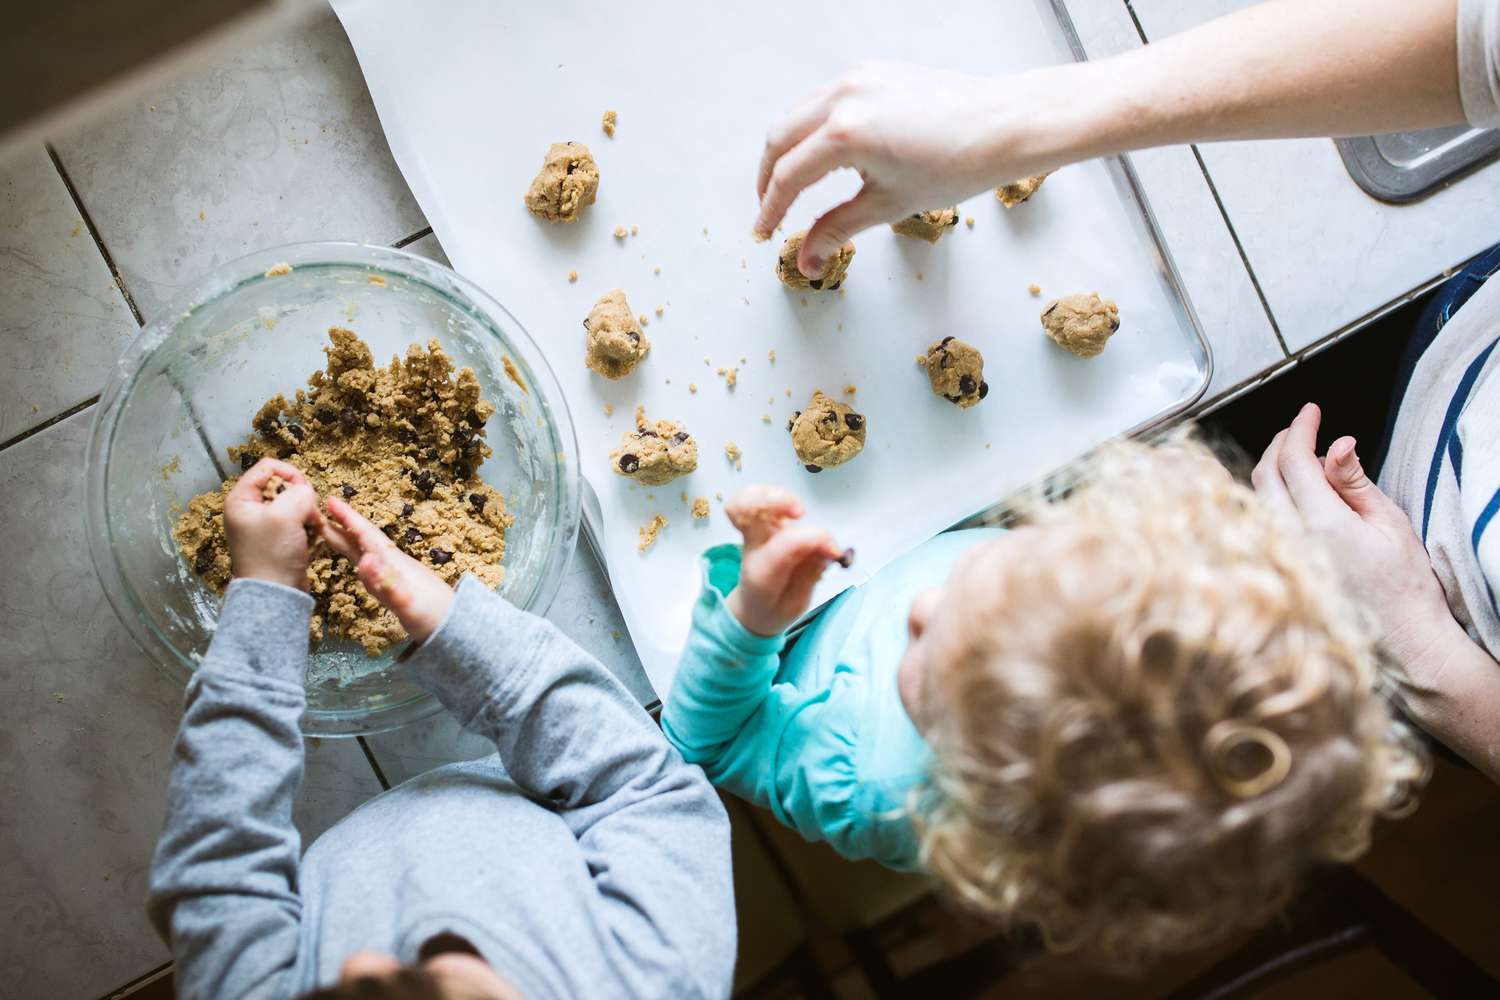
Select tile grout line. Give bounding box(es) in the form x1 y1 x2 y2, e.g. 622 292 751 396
356 735 392 790
98 960 172 1000
392 226 433 249
1187 144 1290 356
46 143 147 330
0 394 100 453
1122 1 1289 357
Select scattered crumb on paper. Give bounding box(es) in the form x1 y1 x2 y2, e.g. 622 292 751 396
601 109 618 137
716 366 738 389
655 305 664 317
689 383 698 393
638 514 667 553
264 262 292 277
965 216 975 228
692 496 711 520
843 383 857 395
603 403 614 416
639 313 650 327
613 225 627 239
767 349 776 363
1028 282 1041 296
368 275 387 288
568 269 578 282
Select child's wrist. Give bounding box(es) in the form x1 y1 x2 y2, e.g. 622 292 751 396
726 590 784 639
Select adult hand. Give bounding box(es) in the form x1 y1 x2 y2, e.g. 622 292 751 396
1250 403 1455 666
724 486 847 637
224 458 323 590
320 496 455 643
752 61 1066 276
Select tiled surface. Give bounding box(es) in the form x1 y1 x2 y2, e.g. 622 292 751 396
0 411 382 999
0 146 139 443
1068 0 1286 404
1130 0 1500 351
50 4 426 323
362 535 655 787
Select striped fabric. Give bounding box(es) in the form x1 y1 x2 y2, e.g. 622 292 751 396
1381 278 1500 657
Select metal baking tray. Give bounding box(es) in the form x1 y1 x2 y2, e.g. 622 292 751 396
1336 126 1500 203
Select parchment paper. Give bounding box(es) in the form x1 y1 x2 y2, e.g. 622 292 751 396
333 0 1208 696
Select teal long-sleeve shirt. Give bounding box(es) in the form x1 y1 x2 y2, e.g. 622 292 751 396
661 527 1002 870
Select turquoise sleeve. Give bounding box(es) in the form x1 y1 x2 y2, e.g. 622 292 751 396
662 547 890 862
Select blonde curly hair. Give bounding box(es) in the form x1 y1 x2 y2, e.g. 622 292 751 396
913 430 1426 970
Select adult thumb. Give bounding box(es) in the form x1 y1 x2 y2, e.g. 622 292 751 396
800 189 887 277
1324 437 1383 516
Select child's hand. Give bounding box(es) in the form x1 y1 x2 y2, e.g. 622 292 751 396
224 458 324 590
724 486 847 637
320 496 455 643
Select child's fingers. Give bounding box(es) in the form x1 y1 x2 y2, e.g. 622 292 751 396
323 496 391 554
271 482 322 524
319 516 363 562
783 549 836 611
744 525 839 591
726 485 805 548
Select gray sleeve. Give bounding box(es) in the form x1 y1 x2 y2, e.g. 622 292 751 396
147 579 313 1000
404 576 737 999
1460 0 1500 126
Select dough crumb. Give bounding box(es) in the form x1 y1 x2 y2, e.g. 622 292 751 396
614 225 628 239
716 366 738 390
767 349 776 363
601 109 618 137
653 266 662 275
761 414 771 423
264 262 292 277
524 142 599 223
751 228 770 243
692 497 711 520
603 403 614 416
965 216 975 228
639 313 650 327
368 275 387 288
715 491 724 501
689 383 698 393
637 514 667 553
631 224 639 236
843 383 857 396
1028 283 1041 296
997 173 1049 208
724 441 742 465
655 305 664 317
568 270 578 283
502 356 528 395
680 491 689 503
915 272 924 282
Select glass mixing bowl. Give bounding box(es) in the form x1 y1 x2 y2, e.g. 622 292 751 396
86 242 580 736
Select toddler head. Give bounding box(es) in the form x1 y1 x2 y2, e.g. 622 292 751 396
900 432 1425 968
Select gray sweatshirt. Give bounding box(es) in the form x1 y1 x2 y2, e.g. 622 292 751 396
148 576 736 1000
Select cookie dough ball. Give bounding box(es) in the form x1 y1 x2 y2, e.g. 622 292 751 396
891 208 960 243
787 390 866 472
584 289 650 379
776 231 854 292
996 173 1048 208
924 336 989 408
1042 292 1120 359
524 141 600 223
611 406 698 485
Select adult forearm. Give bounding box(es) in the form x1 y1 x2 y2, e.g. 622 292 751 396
1012 0 1464 175
1388 614 1500 784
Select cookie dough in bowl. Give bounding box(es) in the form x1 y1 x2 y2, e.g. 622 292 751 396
85 242 580 736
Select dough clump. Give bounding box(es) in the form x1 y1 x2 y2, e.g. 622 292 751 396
997 173 1048 208
776 231 854 292
524 141 600 223
924 336 989 408
173 328 514 655
891 208 960 243
1042 292 1121 358
788 390 866 472
610 406 698 485
585 289 650 379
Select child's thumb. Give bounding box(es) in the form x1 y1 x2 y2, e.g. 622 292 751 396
1324 437 1382 516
